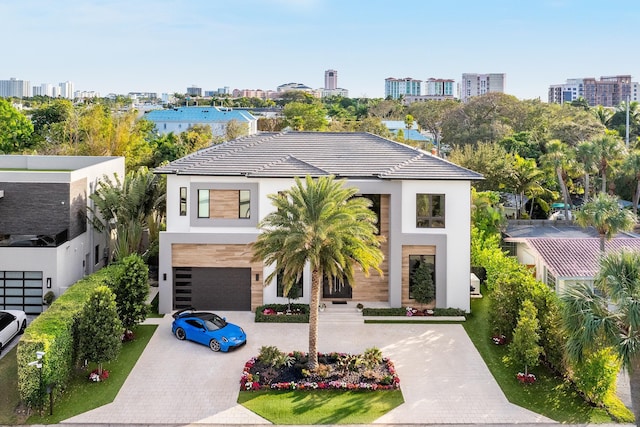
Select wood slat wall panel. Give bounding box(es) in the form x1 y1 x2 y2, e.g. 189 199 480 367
210 190 239 219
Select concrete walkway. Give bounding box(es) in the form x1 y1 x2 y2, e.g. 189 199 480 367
63 312 552 425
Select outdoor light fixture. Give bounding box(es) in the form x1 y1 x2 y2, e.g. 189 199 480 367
46 278 51 288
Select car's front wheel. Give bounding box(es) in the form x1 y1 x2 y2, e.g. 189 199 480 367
19 320 26 334
174 327 186 340
209 339 221 352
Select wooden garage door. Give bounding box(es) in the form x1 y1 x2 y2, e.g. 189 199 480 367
173 267 251 311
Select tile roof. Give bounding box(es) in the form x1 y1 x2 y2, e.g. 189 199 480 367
526 238 640 278
154 131 483 181
144 107 256 123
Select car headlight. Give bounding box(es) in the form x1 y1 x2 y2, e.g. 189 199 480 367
221 337 228 342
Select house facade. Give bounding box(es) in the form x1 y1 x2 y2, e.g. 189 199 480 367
155 132 482 314
0 155 125 314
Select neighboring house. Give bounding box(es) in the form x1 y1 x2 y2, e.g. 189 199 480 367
381 120 432 143
0 155 125 314
144 106 258 137
155 131 483 314
504 221 640 293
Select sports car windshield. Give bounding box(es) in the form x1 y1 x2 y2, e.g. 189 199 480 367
202 314 227 330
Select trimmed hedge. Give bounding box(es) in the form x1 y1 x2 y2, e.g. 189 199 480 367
17 265 118 407
362 307 466 317
255 304 309 323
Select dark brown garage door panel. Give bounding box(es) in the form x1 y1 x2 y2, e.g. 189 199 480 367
191 267 251 311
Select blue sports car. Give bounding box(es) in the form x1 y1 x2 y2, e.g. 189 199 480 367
171 308 247 352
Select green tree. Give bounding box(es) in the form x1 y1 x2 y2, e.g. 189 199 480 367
592 105 613 128
410 262 435 304
508 300 542 377
0 98 34 153
508 155 547 218
251 175 383 370
403 114 414 140
562 249 640 425
225 119 249 141
76 286 123 374
471 189 505 236
30 98 73 135
575 140 599 202
574 193 636 253
89 167 164 262
449 142 512 192
408 99 459 153
622 149 640 217
591 134 626 194
282 101 328 131
540 139 574 219
107 254 149 332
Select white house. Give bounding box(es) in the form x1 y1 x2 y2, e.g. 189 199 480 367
0 155 125 314
154 132 483 314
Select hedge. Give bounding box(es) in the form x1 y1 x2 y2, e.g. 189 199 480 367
254 304 309 323
17 265 118 407
362 307 466 317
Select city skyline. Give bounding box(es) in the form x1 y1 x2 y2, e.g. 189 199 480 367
4 0 640 100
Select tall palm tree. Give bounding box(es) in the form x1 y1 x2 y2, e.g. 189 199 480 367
574 193 636 253
575 140 598 203
562 249 640 426
591 134 626 194
540 139 574 220
622 150 640 218
509 154 546 218
592 105 613 127
251 175 384 370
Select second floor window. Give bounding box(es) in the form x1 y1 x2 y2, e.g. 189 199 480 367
416 194 445 228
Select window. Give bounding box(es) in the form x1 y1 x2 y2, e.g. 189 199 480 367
545 267 556 290
180 187 187 216
198 189 210 218
416 194 445 228
409 255 435 299
94 244 100 266
197 189 251 219
277 271 303 298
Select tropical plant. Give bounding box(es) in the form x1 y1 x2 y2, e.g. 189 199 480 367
591 134 626 194
561 249 640 426
508 299 542 378
76 286 123 375
410 261 435 304
508 155 547 218
251 175 384 370
540 139 574 220
575 140 599 202
574 193 636 253
106 254 149 332
622 149 640 217
471 189 505 235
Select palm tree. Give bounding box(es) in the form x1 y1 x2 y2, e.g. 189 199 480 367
509 154 546 218
574 193 636 253
591 134 626 194
575 140 598 203
592 105 613 127
251 175 384 370
540 139 574 220
561 249 640 426
622 149 640 218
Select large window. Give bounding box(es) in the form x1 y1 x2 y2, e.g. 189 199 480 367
276 271 303 299
416 194 445 228
408 255 435 299
361 194 381 235
197 189 251 219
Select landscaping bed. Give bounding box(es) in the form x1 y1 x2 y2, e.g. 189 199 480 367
240 346 400 391
254 304 309 323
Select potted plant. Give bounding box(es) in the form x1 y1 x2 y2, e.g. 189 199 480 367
319 302 326 312
356 303 364 312
43 290 55 305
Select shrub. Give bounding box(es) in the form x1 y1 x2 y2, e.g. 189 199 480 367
105 254 149 331
362 347 383 369
43 290 55 305
254 303 309 323
361 307 465 317
257 345 283 367
570 347 620 406
411 262 435 304
508 300 541 377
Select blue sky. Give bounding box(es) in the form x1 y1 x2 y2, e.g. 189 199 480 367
3 0 639 100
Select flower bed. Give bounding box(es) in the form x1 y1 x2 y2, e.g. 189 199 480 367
517 372 536 384
361 307 466 317
254 304 309 323
240 350 400 391
88 369 109 382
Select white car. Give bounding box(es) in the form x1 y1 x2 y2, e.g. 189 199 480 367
0 310 27 355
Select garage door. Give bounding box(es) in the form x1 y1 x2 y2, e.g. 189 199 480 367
173 267 251 311
0 271 43 314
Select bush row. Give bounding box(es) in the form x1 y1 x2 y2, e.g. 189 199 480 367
361 307 466 317
255 304 310 323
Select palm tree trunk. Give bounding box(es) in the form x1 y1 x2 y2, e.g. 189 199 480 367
308 269 320 371
628 356 640 427
557 168 570 220
633 178 640 219
584 173 590 203
599 234 606 254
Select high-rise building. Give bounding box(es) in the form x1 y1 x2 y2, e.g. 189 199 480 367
59 81 74 99
384 77 422 100
325 70 338 90
548 75 638 106
0 77 31 98
426 78 455 97
187 86 202 97
460 73 505 103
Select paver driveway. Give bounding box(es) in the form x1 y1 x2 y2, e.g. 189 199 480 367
63 312 553 425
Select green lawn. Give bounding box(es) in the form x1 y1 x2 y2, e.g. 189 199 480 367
0 346 22 425
26 324 157 424
238 389 404 424
463 294 612 423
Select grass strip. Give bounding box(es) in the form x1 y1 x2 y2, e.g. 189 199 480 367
463 292 612 423
0 346 21 425
238 389 403 424
27 324 157 424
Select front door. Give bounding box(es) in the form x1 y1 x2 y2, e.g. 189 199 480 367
322 276 352 299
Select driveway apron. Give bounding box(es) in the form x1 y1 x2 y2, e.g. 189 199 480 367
63 313 552 425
